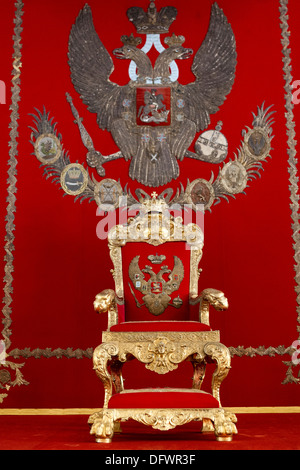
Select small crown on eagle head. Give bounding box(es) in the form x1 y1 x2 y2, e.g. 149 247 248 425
164 33 185 47
121 33 142 47
127 1 177 34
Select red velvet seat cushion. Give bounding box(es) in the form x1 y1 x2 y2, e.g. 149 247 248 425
110 321 211 332
108 388 219 409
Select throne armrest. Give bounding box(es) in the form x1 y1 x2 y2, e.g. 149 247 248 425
94 289 119 331
190 288 228 326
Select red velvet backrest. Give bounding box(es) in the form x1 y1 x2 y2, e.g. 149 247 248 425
121 241 191 322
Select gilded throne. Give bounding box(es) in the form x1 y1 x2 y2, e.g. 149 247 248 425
88 195 237 442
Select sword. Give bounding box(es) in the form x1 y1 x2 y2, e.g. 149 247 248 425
128 282 144 308
66 93 123 176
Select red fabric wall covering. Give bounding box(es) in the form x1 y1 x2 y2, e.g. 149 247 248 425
0 0 299 408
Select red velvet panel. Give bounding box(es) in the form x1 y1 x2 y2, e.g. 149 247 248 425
110 321 211 332
108 389 219 409
121 241 193 322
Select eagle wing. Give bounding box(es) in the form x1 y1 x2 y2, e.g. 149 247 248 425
182 2 237 132
166 256 184 294
128 256 148 294
68 4 129 131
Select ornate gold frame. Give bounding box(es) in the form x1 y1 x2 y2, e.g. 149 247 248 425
90 196 237 442
108 195 204 303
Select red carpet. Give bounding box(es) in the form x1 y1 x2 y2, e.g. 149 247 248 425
0 414 299 450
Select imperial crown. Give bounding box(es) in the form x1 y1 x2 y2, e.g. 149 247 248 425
127 1 177 34
148 254 167 264
68 167 81 179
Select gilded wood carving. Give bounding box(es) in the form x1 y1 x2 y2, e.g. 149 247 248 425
89 406 238 442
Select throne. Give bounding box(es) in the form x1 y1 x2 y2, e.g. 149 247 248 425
88 195 237 442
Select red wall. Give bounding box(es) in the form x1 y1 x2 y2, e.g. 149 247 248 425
0 0 300 409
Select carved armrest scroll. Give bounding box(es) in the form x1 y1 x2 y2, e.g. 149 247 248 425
190 288 228 326
94 289 119 331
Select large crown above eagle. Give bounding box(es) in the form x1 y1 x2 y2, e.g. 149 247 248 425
127 1 177 34
68 2 237 187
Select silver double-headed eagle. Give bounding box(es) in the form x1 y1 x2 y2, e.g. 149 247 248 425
68 2 237 187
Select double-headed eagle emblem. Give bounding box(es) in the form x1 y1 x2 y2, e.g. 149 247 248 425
31 1 274 212
128 255 184 315
68 2 237 187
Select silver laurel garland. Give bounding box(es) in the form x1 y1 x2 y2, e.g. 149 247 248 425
279 0 300 384
0 0 28 404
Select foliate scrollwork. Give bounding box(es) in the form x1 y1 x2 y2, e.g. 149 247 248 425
102 330 220 344
108 246 124 299
133 409 194 431
108 194 204 247
189 247 203 298
94 333 215 377
89 407 238 440
142 337 183 373
0 358 29 403
118 336 206 375
122 408 237 437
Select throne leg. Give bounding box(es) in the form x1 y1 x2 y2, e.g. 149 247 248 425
93 342 119 408
214 410 238 441
111 359 124 394
203 342 231 406
201 418 215 433
191 360 206 390
91 343 120 443
113 421 123 434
